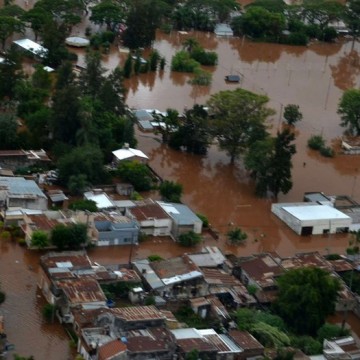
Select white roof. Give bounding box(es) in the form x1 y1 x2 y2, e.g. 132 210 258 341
13 39 47 58
283 205 350 221
171 328 202 339
112 148 148 161
84 191 114 209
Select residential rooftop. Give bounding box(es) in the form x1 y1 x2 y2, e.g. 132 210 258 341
55 278 106 305
157 201 202 225
98 339 127 360
110 305 165 322
188 246 226 268
281 252 332 272
129 201 171 222
228 330 264 351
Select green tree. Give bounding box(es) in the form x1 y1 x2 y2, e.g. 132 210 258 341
208 88 273 163
246 129 296 198
51 84 82 145
290 335 322 355
246 0 286 13
0 16 24 49
69 199 98 212
273 267 341 335
154 108 179 144
179 231 201 247
90 0 124 31
57 145 107 186
307 134 325 150
123 0 169 49
303 0 344 33
42 303 56 322
317 323 350 343
0 45 23 100
116 161 152 191
227 227 247 244
51 223 87 250
338 88 360 135
238 6 286 39
0 113 18 149
159 180 183 202
267 129 296 198
342 0 360 50
68 174 90 195
30 230 49 248
283 104 303 126
22 7 49 41
123 54 133 78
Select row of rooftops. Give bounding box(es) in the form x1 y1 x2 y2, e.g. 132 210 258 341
40 247 358 309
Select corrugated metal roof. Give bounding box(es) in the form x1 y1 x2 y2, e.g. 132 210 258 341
13 39 47 57
157 201 201 225
112 148 148 161
0 176 46 198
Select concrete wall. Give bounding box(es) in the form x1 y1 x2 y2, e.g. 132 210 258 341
139 218 172 236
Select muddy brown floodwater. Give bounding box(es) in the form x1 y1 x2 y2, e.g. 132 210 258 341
1 18 360 360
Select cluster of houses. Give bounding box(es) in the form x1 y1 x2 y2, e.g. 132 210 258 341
36 247 360 360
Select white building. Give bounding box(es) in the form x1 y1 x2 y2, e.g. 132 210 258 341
112 144 148 164
271 202 351 235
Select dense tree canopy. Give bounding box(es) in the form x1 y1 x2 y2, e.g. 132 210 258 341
338 88 360 135
207 88 273 163
273 267 340 335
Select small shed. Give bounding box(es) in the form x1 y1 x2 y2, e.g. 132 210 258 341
112 145 148 164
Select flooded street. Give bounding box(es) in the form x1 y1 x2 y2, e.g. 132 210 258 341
1 12 360 358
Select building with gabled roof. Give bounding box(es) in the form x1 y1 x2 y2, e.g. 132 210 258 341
98 339 127 360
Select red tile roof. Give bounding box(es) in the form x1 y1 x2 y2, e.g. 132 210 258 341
98 340 126 360
28 214 59 232
41 252 92 270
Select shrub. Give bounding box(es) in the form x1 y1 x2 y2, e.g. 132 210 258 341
325 253 342 260
116 161 152 191
322 27 337 42
306 24 321 39
30 230 49 249
171 51 200 72
308 135 325 150
227 227 247 244
290 335 322 355
144 295 156 305
317 323 350 343
0 230 10 240
148 254 164 262
159 180 183 202
190 47 218 66
69 199 98 212
320 146 334 158
190 69 212 86
286 32 308 46
42 303 56 322
196 213 209 228
179 231 201 247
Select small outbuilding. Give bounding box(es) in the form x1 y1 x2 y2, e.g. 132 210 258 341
272 202 351 235
13 39 48 59
112 144 148 164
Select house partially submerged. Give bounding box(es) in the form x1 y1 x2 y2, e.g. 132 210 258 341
230 253 284 304
112 144 148 164
157 201 203 239
0 176 48 211
323 336 360 359
271 202 351 235
126 200 172 236
133 256 205 299
0 149 50 171
90 212 139 246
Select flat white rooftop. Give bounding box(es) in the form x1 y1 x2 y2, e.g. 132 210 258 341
112 148 148 161
283 204 350 221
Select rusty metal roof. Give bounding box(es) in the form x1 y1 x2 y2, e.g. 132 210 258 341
229 330 264 351
110 305 165 322
98 340 127 360
55 278 106 304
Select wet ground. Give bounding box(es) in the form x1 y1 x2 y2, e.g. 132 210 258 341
1 5 360 358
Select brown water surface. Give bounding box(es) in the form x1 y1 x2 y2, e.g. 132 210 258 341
2 17 360 357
